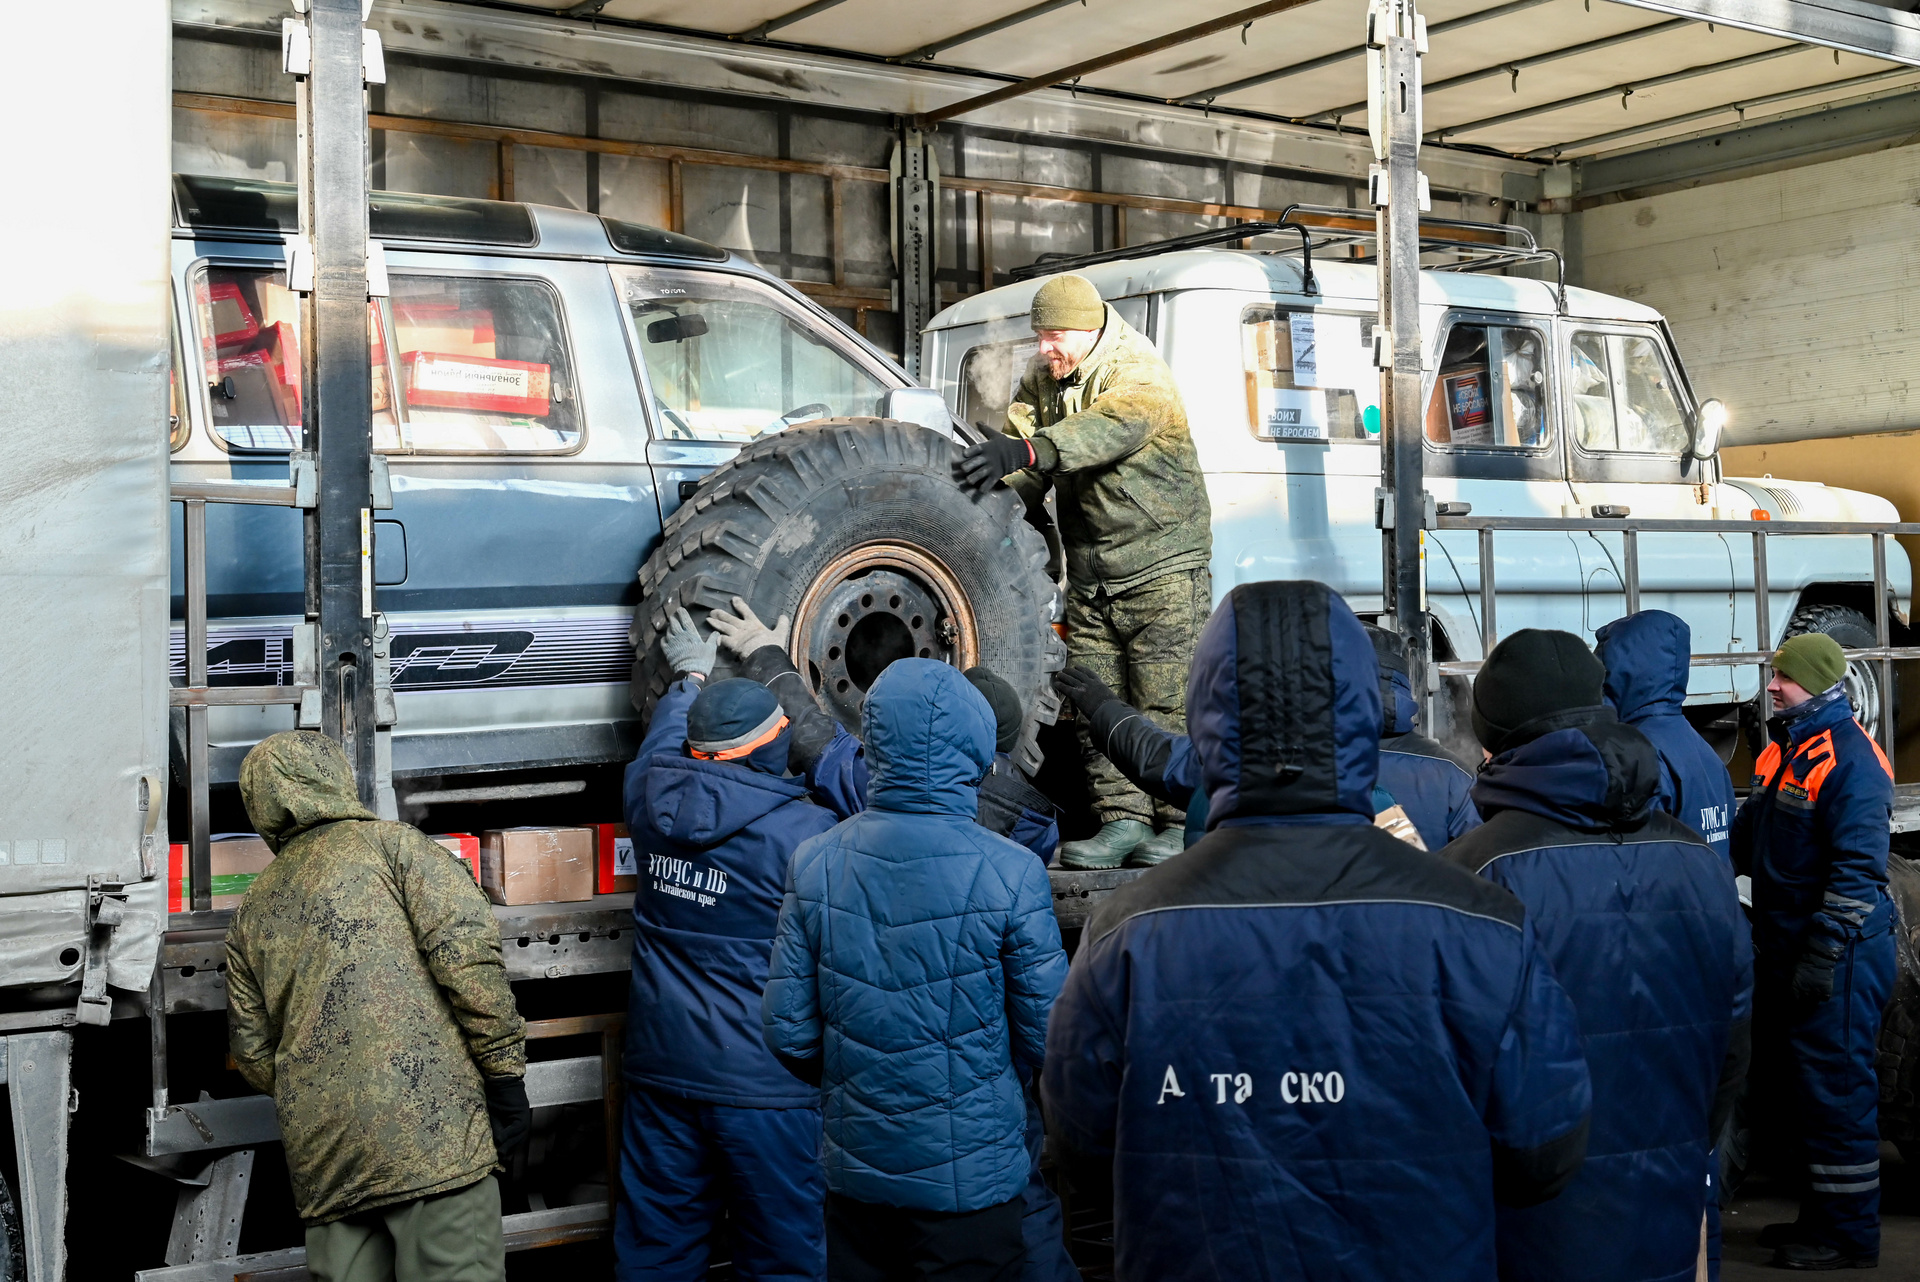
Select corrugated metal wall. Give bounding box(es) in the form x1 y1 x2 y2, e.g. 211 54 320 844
1580 145 1920 446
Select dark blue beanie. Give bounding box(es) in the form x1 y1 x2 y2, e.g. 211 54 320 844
686 679 786 774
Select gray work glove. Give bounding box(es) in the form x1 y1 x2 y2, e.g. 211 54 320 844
707 597 792 660
660 606 717 678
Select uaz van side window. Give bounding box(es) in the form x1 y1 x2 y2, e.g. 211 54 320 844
1240 304 1380 442
1425 322 1547 450
617 266 889 442
1567 330 1688 455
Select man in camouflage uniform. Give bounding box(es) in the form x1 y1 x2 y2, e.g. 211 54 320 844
227 732 528 1282
954 273 1212 868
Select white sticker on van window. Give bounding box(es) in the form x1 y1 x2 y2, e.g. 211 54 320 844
1289 313 1319 386
1312 314 1369 392
1260 387 1329 440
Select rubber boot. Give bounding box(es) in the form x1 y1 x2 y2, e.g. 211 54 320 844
1772 1241 1877 1270
1126 828 1185 868
1057 819 1150 871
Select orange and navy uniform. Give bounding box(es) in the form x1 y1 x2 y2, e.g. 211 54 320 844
1731 688 1893 961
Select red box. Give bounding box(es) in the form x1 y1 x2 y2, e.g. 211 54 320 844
594 823 637 894
432 833 480 882
203 279 260 349
402 351 550 416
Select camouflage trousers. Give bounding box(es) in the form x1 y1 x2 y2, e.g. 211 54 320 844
1068 568 1211 828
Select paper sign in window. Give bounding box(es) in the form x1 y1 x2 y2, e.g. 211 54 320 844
1259 387 1330 439
1444 370 1493 444
403 351 552 417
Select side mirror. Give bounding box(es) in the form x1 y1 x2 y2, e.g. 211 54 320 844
883 387 955 435
1686 398 1727 465
646 313 709 345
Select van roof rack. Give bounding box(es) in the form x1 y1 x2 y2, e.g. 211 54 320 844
1008 203 1567 311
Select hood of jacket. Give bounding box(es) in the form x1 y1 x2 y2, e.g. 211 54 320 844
1594 609 1691 723
1383 666 1420 737
642 752 811 848
863 658 996 817
1188 581 1381 826
238 731 377 853
1473 719 1660 832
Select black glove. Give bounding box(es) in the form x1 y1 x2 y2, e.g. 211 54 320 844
1054 665 1119 719
952 433 1037 493
483 1075 532 1162
1790 942 1840 1003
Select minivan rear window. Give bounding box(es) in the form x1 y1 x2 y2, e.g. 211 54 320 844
174 175 537 247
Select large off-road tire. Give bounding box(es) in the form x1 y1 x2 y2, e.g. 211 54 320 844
1879 853 1920 1152
630 419 1067 772
1782 604 1885 742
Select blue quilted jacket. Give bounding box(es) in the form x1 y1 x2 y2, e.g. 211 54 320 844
762 659 1068 1212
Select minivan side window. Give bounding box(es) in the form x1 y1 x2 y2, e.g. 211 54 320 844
190 265 305 451
618 267 890 443
1425 322 1547 449
388 275 581 453
959 339 1038 431
1568 331 1688 455
1241 305 1380 441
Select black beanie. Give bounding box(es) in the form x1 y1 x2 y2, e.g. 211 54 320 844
686 679 783 758
963 666 1023 754
1472 628 1609 755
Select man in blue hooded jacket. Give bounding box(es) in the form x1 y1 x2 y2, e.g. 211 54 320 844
617 607 840 1282
1043 581 1593 1281
763 659 1068 1282
1051 619 1479 851
1594 609 1734 861
1439 628 1751 1282
1732 632 1895 1271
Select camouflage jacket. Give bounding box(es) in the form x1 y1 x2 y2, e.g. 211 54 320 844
1008 304 1212 594
226 733 526 1225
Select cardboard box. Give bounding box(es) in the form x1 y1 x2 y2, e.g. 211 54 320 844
168 835 275 912
593 823 637 895
478 827 593 906
431 833 480 883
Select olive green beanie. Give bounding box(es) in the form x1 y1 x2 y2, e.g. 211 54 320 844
1772 632 1847 694
1029 274 1105 332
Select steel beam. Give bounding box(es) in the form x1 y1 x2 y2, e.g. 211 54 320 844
1180 0 1557 105
1526 64 1920 156
297 0 379 804
741 0 852 41
164 1150 255 1267
1608 0 1920 66
1305 17 1689 123
1372 0 1432 705
903 0 1086 62
915 0 1319 128
9 1032 71 1282
1564 84 1920 202
1430 43 1805 142
891 127 939 381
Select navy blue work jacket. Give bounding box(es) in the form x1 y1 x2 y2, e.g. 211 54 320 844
1045 582 1592 1281
1731 685 1895 963
621 677 838 1108
1445 719 1752 1282
1595 610 1734 861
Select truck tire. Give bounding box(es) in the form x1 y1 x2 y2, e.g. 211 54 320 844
1782 604 1884 743
630 419 1067 772
0 1169 19 1282
1879 853 1920 1154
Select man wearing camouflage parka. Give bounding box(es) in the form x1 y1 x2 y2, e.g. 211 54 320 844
954 273 1212 869
226 731 528 1282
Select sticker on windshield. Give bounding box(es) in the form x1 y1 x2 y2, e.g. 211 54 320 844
1444 370 1492 444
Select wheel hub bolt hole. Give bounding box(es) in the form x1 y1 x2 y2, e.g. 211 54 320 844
889 595 902 608
911 615 923 629
860 593 873 608
838 613 851 628
828 645 842 660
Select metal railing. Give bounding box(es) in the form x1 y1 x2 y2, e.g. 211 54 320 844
1431 514 1920 759
171 462 318 912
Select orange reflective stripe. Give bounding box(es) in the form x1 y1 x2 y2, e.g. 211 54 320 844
1860 721 1895 780
688 715 790 761
1753 741 1783 790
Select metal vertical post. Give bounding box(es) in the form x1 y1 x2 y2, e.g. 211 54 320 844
891 125 938 381
1477 526 1497 657
1621 528 1641 616
295 0 379 803
184 499 211 912
1369 0 1430 698
1874 532 1895 759
1753 531 1773 723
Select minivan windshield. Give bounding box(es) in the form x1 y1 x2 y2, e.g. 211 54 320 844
617 266 890 442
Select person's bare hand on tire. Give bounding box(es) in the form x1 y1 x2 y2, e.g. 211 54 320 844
952 434 1037 494
708 597 792 659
